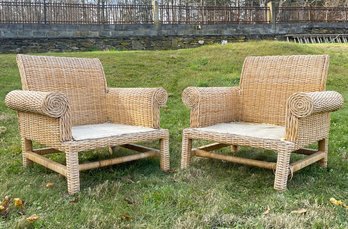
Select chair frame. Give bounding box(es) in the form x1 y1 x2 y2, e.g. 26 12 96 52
6 55 170 194
181 55 343 191
21 130 169 195
182 130 327 190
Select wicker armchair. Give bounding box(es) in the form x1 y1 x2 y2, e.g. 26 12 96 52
5 55 170 194
181 55 343 191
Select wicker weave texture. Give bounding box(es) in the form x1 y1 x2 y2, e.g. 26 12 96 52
181 54 343 191
107 87 167 128
6 90 69 118
293 113 330 148
285 91 343 145
182 87 240 128
17 54 108 126
287 91 343 118
18 112 71 146
7 54 170 195
240 55 329 126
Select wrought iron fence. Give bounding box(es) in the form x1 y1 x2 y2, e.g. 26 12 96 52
276 7 348 23
158 5 270 24
0 1 153 24
1 1 348 25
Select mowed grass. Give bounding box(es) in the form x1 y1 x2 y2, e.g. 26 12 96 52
0 41 347 228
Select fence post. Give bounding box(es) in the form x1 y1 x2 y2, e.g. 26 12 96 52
152 0 159 24
267 1 276 26
267 1 272 23
102 1 107 24
43 0 47 24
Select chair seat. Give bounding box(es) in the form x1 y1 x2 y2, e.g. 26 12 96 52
72 123 156 141
194 122 285 140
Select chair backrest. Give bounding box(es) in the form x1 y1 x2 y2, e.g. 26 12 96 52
17 54 108 125
239 55 329 126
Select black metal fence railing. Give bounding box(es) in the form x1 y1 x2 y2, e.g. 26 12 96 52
0 2 347 25
0 2 153 24
0 2 270 24
276 7 348 23
159 5 269 24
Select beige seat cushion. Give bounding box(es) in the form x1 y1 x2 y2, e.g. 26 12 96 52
195 122 285 140
72 123 156 141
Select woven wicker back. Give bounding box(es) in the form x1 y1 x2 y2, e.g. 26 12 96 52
17 55 108 125
240 55 329 126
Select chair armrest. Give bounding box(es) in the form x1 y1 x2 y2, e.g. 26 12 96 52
5 90 69 118
5 90 72 145
287 91 343 118
106 87 168 128
285 91 343 145
182 87 240 128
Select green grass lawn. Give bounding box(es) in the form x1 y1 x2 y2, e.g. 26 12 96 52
0 41 347 228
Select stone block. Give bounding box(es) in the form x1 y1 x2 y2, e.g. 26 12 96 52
47 31 60 38
100 31 112 37
32 31 47 38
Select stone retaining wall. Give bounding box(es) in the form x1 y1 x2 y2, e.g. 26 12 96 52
0 23 347 53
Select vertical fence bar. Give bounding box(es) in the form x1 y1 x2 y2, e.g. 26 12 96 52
152 0 159 24
43 0 47 24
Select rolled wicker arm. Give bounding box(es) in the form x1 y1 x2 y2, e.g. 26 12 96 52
5 90 70 118
287 91 343 118
182 87 240 128
285 91 343 145
106 87 168 128
5 90 72 145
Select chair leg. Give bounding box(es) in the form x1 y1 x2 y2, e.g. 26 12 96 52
108 146 118 155
160 138 170 171
66 151 80 195
231 145 239 153
181 134 192 169
274 149 291 191
21 138 33 167
318 138 328 168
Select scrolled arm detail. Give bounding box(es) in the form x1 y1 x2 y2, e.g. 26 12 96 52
287 91 343 118
152 87 168 107
5 90 69 118
182 87 240 128
5 90 71 144
182 87 201 109
285 91 343 145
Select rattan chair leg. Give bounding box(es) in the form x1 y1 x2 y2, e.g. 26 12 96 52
160 138 170 171
66 151 80 195
21 138 33 167
318 138 328 168
274 149 291 191
231 145 239 153
181 134 192 169
108 146 119 155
